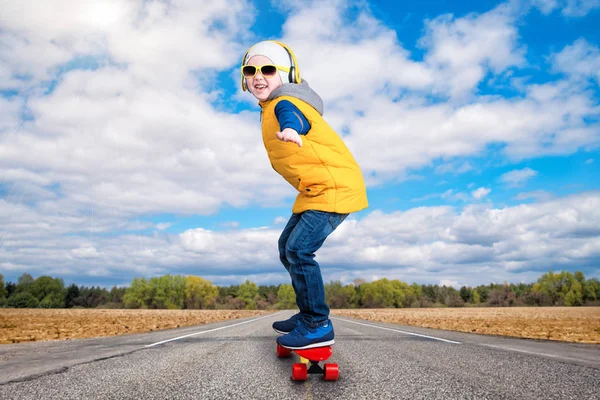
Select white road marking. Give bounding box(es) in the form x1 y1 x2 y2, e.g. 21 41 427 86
331 316 462 344
479 343 575 361
145 313 278 347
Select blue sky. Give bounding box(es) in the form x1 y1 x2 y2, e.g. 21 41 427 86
0 0 599 289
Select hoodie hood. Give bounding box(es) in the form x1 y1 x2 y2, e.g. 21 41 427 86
265 79 324 116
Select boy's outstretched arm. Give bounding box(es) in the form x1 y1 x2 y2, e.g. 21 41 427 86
274 100 311 148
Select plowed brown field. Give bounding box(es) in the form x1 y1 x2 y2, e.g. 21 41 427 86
1 307 599 345
332 307 600 344
0 309 273 344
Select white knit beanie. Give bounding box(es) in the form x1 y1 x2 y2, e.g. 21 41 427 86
243 41 292 85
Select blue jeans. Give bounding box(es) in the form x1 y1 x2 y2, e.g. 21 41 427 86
278 210 348 328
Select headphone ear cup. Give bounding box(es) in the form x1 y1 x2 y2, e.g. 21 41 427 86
289 66 295 84
241 50 250 91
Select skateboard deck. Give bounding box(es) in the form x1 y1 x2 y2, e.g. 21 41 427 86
276 343 339 381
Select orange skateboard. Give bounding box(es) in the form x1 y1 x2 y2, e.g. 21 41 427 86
276 344 339 381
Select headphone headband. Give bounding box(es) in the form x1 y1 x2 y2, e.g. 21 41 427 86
270 40 301 84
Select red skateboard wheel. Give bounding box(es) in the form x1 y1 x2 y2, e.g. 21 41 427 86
277 344 292 357
292 363 308 381
324 363 339 381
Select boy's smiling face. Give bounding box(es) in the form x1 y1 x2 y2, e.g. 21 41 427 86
245 55 283 101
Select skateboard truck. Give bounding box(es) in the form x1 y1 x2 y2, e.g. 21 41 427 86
277 344 339 381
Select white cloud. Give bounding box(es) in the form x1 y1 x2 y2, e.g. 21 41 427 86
270 2 600 185
282 0 525 101
472 187 491 199
515 190 554 202
0 97 22 132
274 216 288 225
435 161 473 175
412 189 470 203
530 0 600 16
2 0 598 220
4 192 599 286
439 279 462 289
0 0 252 90
419 2 525 99
71 246 100 259
1 0 599 287
552 39 600 84
500 168 538 187
156 222 173 230
0 0 285 218
530 0 560 14
561 0 600 16
280 2 433 102
441 189 470 202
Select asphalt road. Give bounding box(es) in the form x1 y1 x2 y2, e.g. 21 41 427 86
0 311 598 399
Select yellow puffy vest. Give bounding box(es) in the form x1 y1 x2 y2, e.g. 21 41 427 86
260 95 368 214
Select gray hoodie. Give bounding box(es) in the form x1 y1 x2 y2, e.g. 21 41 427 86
266 79 324 116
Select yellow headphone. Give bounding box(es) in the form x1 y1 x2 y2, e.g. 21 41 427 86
241 40 301 91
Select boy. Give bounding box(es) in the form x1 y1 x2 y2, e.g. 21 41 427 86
241 40 368 349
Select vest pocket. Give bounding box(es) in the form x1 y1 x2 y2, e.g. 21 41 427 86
297 178 326 197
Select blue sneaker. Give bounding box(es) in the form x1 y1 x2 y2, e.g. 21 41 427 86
272 313 302 334
276 320 335 350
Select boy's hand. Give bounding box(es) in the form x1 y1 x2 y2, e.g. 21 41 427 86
276 128 303 147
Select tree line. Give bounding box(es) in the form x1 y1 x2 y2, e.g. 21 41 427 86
0 270 598 310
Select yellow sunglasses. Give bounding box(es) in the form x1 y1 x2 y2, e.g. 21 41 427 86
241 64 290 79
